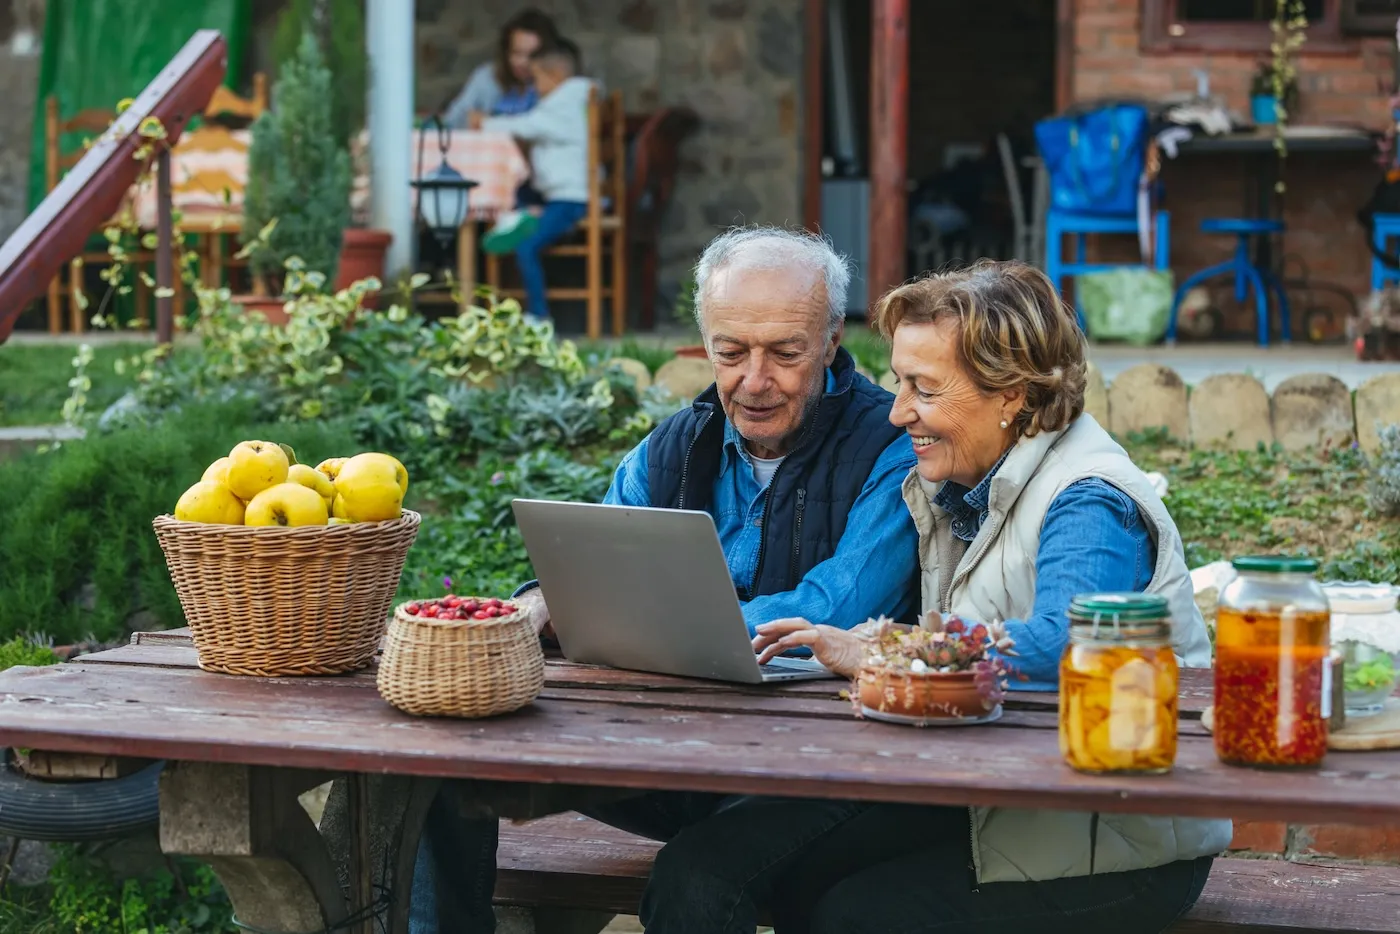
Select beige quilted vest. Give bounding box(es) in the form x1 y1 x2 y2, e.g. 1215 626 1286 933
901 414 1231 883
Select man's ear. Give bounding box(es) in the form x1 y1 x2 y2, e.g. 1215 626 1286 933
824 322 844 366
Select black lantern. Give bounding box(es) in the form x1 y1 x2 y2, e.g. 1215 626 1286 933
410 117 478 247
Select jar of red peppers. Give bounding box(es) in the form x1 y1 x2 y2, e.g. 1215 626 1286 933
1214 556 1331 769
1060 593 1178 774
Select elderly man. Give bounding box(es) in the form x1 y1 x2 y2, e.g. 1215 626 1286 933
411 226 918 933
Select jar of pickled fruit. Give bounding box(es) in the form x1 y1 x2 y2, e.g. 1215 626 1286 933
1060 593 1178 775
1214 556 1331 769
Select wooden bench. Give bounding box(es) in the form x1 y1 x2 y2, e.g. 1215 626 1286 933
496 814 1400 933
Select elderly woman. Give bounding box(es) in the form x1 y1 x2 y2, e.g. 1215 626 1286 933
720 260 1228 934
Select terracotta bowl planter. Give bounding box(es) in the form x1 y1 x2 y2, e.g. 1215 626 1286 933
673 344 708 359
232 295 291 326
856 667 997 722
335 228 393 305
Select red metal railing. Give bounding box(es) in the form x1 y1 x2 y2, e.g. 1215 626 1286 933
0 30 228 344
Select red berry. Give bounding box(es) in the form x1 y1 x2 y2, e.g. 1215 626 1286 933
486 598 503 609
485 607 502 618
443 596 459 608
500 602 516 614
423 606 439 617
472 610 491 620
405 603 421 615
461 600 479 613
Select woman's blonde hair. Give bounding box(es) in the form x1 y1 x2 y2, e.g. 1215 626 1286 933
870 260 1087 437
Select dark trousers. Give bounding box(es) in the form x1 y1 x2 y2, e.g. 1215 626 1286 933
411 793 1212 934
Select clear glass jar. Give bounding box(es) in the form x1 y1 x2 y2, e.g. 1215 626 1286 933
1060 593 1178 775
1215 556 1331 769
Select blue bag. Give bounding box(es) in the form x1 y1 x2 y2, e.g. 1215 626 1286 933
1035 104 1149 216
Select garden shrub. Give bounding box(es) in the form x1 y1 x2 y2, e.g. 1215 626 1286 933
1368 423 1400 517
0 398 357 644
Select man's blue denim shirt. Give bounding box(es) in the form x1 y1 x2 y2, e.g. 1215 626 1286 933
600 370 919 633
934 462 1157 691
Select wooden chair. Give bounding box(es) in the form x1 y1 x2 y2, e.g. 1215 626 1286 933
168 125 254 292
203 73 268 126
485 88 629 339
627 106 699 329
45 98 126 334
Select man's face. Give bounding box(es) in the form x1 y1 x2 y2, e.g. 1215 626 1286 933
702 265 840 459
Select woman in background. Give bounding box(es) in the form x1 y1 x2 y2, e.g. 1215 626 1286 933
442 8 560 125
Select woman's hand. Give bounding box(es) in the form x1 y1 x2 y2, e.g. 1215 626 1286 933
467 110 485 130
752 618 870 678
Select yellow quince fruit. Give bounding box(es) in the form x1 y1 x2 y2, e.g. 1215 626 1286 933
287 463 336 510
201 457 231 486
244 482 329 528
226 440 290 502
332 453 408 523
174 481 245 525
315 457 349 484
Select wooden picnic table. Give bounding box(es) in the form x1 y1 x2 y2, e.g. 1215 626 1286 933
0 629 1397 933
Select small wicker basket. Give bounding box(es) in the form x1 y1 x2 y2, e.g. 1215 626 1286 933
377 599 545 718
151 510 421 677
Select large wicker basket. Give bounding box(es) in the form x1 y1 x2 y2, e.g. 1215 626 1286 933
376 599 544 718
151 511 421 677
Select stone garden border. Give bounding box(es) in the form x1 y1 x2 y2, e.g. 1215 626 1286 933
648 356 1400 453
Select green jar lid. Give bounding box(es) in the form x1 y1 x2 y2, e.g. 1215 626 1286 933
1068 593 1170 642
1068 592 1169 622
1230 555 1319 574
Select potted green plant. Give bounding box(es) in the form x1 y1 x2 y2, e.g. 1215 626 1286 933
240 31 353 320
1250 60 1298 127
271 0 388 293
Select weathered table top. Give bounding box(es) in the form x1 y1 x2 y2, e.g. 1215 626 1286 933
0 630 1396 826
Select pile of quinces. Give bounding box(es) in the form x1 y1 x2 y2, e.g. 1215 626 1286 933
173 441 409 527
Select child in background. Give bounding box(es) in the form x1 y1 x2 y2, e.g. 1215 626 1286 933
480 41 592 322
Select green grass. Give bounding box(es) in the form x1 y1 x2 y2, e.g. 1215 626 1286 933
842 328 890 377
0 343 145 427
1124 431 1399 580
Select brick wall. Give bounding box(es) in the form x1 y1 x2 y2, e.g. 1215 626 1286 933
1072 0 1393 333
1230 821 1400 865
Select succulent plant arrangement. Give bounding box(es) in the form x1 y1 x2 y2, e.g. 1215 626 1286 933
859 612 1020 708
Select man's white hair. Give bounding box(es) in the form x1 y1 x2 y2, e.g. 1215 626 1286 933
692 226 851 340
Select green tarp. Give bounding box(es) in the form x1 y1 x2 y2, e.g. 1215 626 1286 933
28 0 250 211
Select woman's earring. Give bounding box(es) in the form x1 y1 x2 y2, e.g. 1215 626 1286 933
1000 419 1009 429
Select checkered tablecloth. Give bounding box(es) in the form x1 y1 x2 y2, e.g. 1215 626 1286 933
351 129 530 222
129 128 530 232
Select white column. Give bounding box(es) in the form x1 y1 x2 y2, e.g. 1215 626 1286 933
366 0 415 277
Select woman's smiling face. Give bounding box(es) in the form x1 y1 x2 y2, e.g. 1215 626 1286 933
888 318 1023 488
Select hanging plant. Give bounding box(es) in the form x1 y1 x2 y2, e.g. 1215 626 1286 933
1270 0 1309 190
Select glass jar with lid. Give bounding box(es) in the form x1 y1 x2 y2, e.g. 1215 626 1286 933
1214 556 1331 768
1060 592 1178 775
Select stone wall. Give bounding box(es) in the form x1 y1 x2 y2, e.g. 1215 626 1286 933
413 0 806 312
1071 0 1392 330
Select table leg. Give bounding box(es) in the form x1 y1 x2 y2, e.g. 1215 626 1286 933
458 220 477 312
160 762 437 934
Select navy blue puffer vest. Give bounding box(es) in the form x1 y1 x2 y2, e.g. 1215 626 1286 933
647 346 905 601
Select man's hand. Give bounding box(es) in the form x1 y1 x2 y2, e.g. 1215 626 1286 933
752 618 871 678
516 588 555 643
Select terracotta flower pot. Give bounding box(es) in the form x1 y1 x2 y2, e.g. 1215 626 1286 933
232 295 291 326
673 344 708 359
335 228 393 304
856 667 994 721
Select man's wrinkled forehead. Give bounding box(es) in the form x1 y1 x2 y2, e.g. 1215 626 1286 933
701 264 828 330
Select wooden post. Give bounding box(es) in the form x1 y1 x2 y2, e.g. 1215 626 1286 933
868 0 909 300
803 0 825 232
1055 0 1075 113
155 148 174 347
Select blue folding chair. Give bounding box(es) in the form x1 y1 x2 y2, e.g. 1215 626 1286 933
1371 213 1400 291
1045 209 1171 332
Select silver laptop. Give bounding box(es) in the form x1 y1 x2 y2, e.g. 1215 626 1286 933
511 499 836 684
